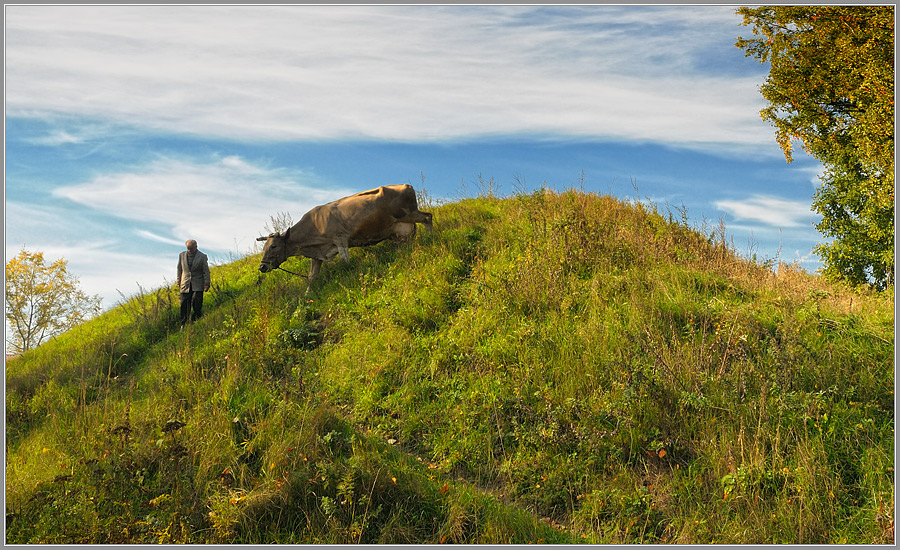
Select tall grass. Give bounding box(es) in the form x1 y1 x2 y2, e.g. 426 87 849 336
6 189 893 543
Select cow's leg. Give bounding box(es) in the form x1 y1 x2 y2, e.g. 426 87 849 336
335 237 350 262
305 259 322 295
308 258 322 282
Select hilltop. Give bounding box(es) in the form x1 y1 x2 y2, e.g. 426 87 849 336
5 190 894 543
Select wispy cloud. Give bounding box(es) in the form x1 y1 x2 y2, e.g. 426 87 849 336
5 5 772 156
794 164 827 188
24 130 85 146
52 154 353 253
715 195 817 229
135 229 186 247
5 201 112 242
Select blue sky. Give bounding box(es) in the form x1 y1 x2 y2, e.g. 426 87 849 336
5 4 826 311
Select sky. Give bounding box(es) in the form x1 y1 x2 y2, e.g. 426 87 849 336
5 4 828 317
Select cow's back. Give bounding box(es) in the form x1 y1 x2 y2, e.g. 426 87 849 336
339 184 418 219
337 185 417 246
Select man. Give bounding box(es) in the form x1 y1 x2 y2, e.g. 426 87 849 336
177 239 211 326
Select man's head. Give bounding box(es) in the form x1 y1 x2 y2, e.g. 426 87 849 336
185 239 198 253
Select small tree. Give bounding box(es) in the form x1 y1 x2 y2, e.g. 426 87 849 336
6 249 102 353
736 6 894 289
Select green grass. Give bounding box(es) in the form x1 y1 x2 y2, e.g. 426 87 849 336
6 189 894 543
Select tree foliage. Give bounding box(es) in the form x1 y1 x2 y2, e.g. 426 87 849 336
736 6 894 289
5 249 102 353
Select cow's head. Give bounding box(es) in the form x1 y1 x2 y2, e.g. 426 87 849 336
256 230 290 273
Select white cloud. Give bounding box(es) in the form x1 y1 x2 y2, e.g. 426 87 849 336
5 201 113 243
794 163 827 187
715 195 817 229
51 154 352 253
5 5 775 156
135 229 186 247
24 130 84 146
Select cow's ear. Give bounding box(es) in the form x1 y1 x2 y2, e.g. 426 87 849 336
282 227 290 239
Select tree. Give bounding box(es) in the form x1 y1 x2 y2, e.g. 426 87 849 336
5 249 102 353
735 6 894 289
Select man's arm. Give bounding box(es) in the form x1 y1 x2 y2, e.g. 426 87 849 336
202 254 211 291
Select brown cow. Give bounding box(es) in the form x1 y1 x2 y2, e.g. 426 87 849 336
256 184 433 283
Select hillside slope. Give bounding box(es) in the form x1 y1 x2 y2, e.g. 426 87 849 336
6 190 894 543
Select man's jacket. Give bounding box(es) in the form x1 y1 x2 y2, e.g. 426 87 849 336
177 250 211 293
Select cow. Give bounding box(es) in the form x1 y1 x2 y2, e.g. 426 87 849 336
256 184 433 284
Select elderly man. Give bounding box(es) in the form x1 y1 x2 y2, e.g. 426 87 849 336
177 239 211 327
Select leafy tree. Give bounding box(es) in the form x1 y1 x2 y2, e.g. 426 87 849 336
735 6 894 289
5 249 102 353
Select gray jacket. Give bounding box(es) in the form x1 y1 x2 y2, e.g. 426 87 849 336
177 250 211 292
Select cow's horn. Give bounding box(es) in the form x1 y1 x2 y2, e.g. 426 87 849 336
256 236 268 242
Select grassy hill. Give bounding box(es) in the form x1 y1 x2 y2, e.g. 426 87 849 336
5 190 894 544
